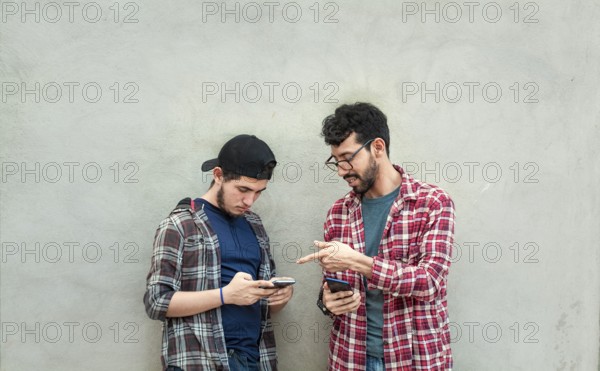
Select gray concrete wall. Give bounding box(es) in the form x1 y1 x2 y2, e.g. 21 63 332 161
1 1 598 370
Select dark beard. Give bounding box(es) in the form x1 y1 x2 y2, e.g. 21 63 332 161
216 187 239 218
351 157 377 195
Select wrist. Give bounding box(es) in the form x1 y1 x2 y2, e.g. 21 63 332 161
221 286 231 305
316 286 335 318
351 254 374 278
219 287 225 306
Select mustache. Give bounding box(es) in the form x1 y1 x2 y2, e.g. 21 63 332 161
343 174 360 181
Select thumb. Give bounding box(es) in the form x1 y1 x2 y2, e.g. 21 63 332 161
235 272 253 280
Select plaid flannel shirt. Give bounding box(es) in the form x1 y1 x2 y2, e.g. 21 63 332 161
324 166 455 370
144 198 278 371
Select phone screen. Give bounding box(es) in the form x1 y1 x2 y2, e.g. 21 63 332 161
326 278 352 293
260 279 296 289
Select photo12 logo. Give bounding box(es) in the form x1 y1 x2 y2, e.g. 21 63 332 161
0 2 140 23
201 82 339 104
1 162 139 184
201 2 339 23
401 2 539 23
402 161 540 184
1 82 139 104
400 82 539 104
451 241 540 264
1 241 140 264
1 322 139 344
450 321 540 344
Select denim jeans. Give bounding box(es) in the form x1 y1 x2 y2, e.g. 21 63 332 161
366 355 385 371
228 349 259 371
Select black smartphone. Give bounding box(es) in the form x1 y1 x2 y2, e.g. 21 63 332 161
259 278 296 289
326 277 353 293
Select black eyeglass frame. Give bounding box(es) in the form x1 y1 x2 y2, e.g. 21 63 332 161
324 139 375 171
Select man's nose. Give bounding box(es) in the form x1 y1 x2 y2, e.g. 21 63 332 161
337 166 350 177
242 194 254 207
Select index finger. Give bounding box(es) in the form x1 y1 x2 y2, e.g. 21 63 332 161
296 248 332 264
296 251 321 264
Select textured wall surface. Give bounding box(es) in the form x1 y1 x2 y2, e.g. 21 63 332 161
1 1 599 370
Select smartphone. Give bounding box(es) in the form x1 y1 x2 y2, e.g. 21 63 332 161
259 278 296 289
326 277 353 293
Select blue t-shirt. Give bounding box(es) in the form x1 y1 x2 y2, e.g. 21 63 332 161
195 198 262 362
361 187 399 358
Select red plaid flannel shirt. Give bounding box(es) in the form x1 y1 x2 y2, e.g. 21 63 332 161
324 166 455 370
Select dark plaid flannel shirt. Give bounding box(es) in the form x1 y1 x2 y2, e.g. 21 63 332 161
144 199 278 370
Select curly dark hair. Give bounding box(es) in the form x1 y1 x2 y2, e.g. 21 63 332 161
321 102 390 155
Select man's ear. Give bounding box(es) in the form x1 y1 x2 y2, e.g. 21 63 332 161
212 167 224 185
372 138 387 158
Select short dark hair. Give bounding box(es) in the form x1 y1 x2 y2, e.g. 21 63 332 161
209 169 242 188
321 102 390 155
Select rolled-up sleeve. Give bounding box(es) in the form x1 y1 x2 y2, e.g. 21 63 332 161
369 194 455 302
143 217 183 320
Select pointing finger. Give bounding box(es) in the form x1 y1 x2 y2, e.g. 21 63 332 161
296 249 332 264
296 251 320 264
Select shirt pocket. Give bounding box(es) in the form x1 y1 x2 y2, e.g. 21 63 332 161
182 235 204 253
181 236 206 278
389 222 414 263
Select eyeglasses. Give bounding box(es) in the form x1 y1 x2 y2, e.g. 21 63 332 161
325 139 374 171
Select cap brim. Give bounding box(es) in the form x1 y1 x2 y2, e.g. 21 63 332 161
201 158 219 172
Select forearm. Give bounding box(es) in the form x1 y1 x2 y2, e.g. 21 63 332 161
166 289 222 318
369 196 454 300
369 256 448 301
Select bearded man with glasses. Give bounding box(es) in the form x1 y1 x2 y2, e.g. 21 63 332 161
298 102 456 371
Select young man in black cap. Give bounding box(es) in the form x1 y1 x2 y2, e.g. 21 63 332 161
144 134 293 371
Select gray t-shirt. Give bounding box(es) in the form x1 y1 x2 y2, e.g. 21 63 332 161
361 187 399 358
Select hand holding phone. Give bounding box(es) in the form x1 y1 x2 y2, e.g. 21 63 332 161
325 277 352 293
321 277 359 316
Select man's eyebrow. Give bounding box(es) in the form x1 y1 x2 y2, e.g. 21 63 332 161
238 185 267 192
331 150 353 159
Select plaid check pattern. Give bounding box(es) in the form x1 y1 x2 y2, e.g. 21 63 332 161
323 166 455 370
144 200 278 370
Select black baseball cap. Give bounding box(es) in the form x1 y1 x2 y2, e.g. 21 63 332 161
201 134 277 180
